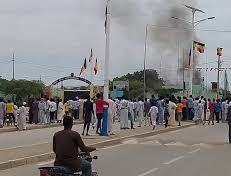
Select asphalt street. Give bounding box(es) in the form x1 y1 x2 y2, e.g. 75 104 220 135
0 123 230 176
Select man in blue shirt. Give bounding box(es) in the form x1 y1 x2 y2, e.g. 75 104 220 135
214 99 221 123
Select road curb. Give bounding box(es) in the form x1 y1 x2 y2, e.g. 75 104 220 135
0 123 194 171
0 121 83 134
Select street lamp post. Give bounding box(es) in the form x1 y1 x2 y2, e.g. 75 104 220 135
143 24 148 100
173 5 215 96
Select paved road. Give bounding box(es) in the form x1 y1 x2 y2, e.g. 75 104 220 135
0 122 125 149
0 123 230 176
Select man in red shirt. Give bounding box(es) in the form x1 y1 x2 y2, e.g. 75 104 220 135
94 93 109 134
208 98 215 125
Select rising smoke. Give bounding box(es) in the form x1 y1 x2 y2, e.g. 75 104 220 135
105 0 201 84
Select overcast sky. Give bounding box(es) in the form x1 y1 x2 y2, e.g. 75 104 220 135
0 0 230 88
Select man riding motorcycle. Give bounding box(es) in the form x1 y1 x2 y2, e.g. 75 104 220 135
53 116 96 176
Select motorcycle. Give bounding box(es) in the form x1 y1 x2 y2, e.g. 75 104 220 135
39 152 98 176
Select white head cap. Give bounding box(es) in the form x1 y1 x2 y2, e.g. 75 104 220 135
23 102 26 106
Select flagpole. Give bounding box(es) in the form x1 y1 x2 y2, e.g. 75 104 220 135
104 0 111 100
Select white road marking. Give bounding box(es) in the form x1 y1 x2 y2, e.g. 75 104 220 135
188 148 201 154
122 139 138 144
37 160 54 166
137 168 159 176
165 142 187 147
140 140 162 146
164 156 185 165
102 144 125 150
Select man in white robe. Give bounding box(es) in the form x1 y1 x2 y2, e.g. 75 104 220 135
128 99 135 129
137 98 144 127
107 99 116 134
17 102 27 130
57 99 64 123
38 98 47 124
0 98 5 128
120 98 129 129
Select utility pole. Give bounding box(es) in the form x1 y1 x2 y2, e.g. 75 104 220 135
103 0 111 100
182 49 185 96
143 24 148 99
12 52 15 80
217 56 221 99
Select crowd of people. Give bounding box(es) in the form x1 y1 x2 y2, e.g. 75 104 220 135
0 93 230 135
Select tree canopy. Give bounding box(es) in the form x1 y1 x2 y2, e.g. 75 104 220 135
0 79 44 100
112 69 164 98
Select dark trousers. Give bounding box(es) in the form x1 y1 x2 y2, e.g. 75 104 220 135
228 122 231 143
96 113 103 133
50 111 55 122
83 121 91 134
73 109 79 119
188 108 193 120
215 112 220 123
182 107 187 121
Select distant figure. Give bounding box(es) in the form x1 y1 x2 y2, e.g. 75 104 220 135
13 103 18 124
107 99 116 135
128 99 135 129
187 95 194 120
193 97 200 122
38 98 47 124
45 98 51 124
226 101 231 143
32 98 39 124
144 98 151 126
208 99 215 125
57 99 64 123
120 97 129 129
176 99 183 126
137 97 144 127
182 96 187 121
168 100 177 126
150 95 157 107
17 102 27 131
149 104 159 130
0 98 5 128
164 99 170 128
95 93 109 134
5 100 15 125
157 96 165 124
215 99 221 123
82 96 94 136
72 97 80 120
50 98 57 123
64 101 70 116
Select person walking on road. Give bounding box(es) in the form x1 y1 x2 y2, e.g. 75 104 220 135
157 96 165 124
149 103 158 130
57 99 64 123
144 98 150 126
50 98 57 123
72 97 80 120
168 100 177 126
208 99 215 125
164 99 170 128
128 99 135 129
215 99 221 123
182 96 187 121
137 97 144 127
0 98 5 128
120 97 129 129
187 95 194 120
5 100 15 125
226 101 231 143
32 98 39 124
82 96 94 136
107 99 116 135
176 99 183 126
95 93 108 134
17 102 27 131
38 98 47 124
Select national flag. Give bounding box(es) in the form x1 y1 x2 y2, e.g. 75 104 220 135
217 47 223 57
188 49 192 66
194 41 205 53
104 6 108 34
89 48 93 63
79 58 87 76
94 58 98 75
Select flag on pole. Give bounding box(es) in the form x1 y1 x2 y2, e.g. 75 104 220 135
194 41 205 53
188 49 192 66
104 6 108 34
89 48 93 63
94 58 98 75
217 47 223 57
79 58 87 76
